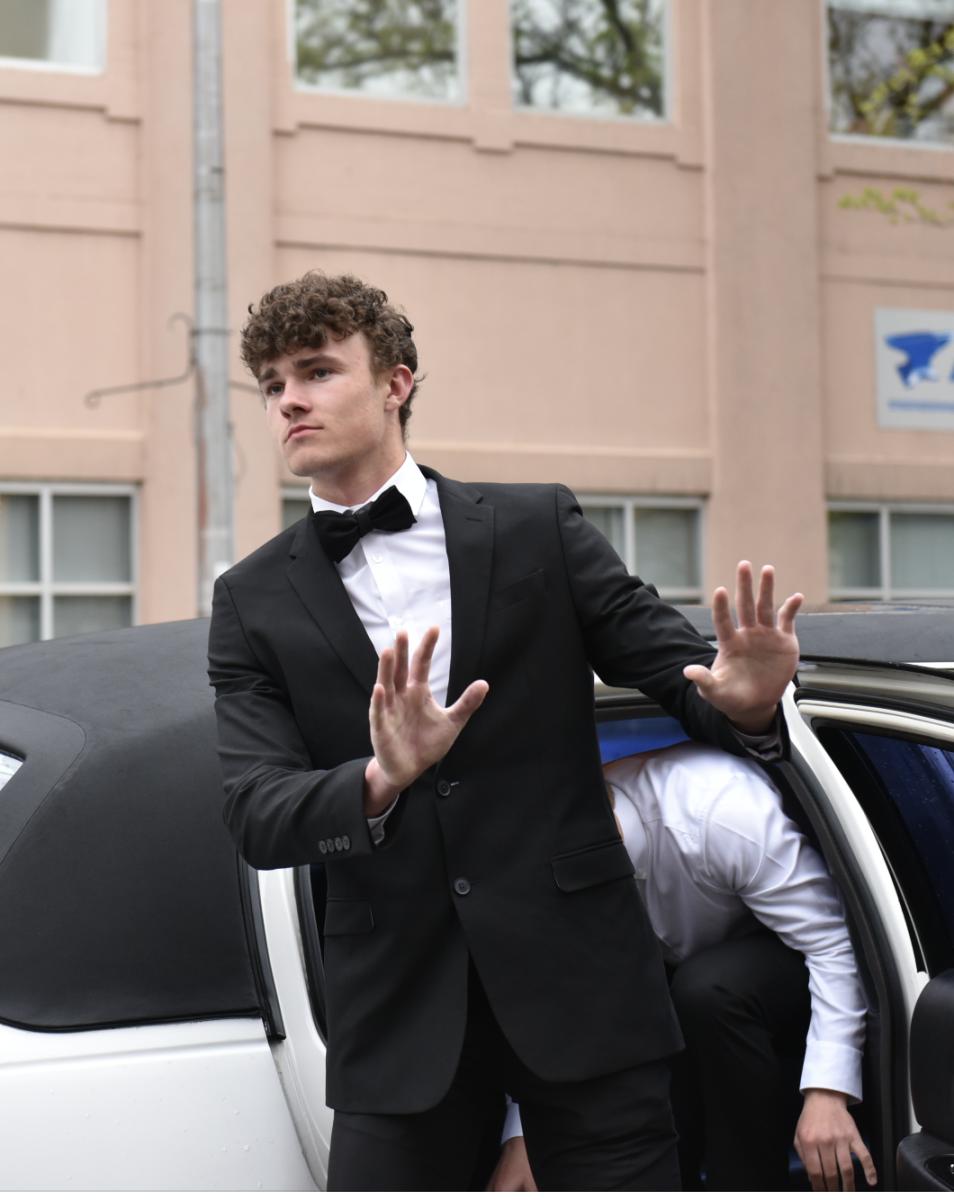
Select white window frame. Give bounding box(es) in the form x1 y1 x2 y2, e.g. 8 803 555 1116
289 0 469 107
823 0 954 150
829 500 954 602
0 0 107 76
579 493 704 602
0 482 138 641
510 0 672 124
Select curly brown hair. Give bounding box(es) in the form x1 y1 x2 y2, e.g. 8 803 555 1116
241 271 420 432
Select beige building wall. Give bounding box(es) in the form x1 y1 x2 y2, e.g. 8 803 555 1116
1 0 953 637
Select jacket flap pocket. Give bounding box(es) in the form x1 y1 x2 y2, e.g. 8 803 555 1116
551 840 634 893
489 568 547 612
324 898 374 936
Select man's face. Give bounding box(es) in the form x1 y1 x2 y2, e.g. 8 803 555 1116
259 332 406 482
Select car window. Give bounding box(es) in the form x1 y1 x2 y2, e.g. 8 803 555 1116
819 726 954 974
0 750 21 791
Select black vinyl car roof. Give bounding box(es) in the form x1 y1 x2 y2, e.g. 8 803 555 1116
679 605 954 665
0 605 950 1033
0 619 258 1032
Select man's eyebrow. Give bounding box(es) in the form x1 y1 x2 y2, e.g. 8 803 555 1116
258 367 277 384
291 352 338 370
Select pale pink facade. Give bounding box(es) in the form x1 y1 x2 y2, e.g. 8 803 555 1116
2 0 954 632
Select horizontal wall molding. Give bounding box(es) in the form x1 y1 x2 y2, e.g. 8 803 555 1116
276 220 705 274
407 440 711 493
827 456 954 502
0 428 143 482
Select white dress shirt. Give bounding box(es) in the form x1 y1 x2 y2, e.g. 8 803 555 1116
310 453 452 843
503 742 866 1143
609 742 866 1101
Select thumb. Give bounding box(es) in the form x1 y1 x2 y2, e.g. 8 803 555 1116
683 663 714 691
447 679 489 726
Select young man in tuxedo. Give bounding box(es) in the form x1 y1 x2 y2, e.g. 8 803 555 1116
208 271 803 1190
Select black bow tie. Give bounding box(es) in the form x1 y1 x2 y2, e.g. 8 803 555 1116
312 485 417 563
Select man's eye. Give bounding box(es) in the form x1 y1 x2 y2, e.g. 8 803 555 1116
313 368 330 379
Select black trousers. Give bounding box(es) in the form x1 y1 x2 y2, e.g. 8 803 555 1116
667 928 812 1191
328 960 680 1191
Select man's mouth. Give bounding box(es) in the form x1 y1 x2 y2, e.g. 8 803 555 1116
287 424 320 442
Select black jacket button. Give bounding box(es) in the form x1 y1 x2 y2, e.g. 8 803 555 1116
454 877 471 895
437 779 452 797
342 835 351 850
334 837 343 851
319 840 327 854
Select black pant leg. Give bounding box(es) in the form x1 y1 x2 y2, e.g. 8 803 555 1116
327 962 506 1191
513 1059 680 1191
668 928 812 1192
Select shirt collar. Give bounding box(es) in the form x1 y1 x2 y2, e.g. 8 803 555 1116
309 452 427 518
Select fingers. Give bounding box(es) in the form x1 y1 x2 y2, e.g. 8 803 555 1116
836 1139 856 1191
409 625 439 687
851 1134 877 1187
377 645 395 703
778 591 804 636
735 560 756 627
819 1142 841 1191
710 586 736 645
756 565 776 625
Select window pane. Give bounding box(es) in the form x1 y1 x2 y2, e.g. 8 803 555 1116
512 0 666 119
890 512 954 590
0 494 39 583
0 0 104 69
634 508 698 589
295 0 460 102
848 731 954 947
0 751 22 793
0 597 39 648
829 511 881 589
53 496 131 584
53 596 132 638
582 505 625 560
283 498 312 529
827 1 954 144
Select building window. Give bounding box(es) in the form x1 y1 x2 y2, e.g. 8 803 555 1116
829 502 954 601
0 0 105 73
581 497 702 603
0 485 136 648
293 0 462 103
827 0 954 144
283 489 311 530
511 0 667 120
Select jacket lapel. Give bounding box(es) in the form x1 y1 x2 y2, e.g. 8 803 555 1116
287 518 379 697
422 467 495 705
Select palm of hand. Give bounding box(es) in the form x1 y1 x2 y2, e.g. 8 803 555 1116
370 626 489 792
684 563 803 732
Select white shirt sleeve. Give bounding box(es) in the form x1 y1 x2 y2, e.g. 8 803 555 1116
502 1096 524 1142
701 778 867 1103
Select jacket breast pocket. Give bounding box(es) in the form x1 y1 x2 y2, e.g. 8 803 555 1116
551 840 635 893
324 898 374 936
489 568 547 612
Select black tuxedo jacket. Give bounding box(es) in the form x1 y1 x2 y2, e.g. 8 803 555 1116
208 470 758 1113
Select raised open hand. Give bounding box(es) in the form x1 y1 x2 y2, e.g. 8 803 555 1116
364 626 489 816
683 562 802 735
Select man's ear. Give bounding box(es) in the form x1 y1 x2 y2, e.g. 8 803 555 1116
383 364 415 411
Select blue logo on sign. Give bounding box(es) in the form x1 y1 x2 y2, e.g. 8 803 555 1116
885 331 953 387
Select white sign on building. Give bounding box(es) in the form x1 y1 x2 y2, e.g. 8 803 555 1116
875 308 954 431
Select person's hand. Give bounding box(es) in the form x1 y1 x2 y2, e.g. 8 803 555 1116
486 1137 538 1192
683 562 802 734
794 1088 877 1191
364 626 489 817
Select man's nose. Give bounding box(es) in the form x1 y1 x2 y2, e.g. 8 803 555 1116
279 378 310 414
